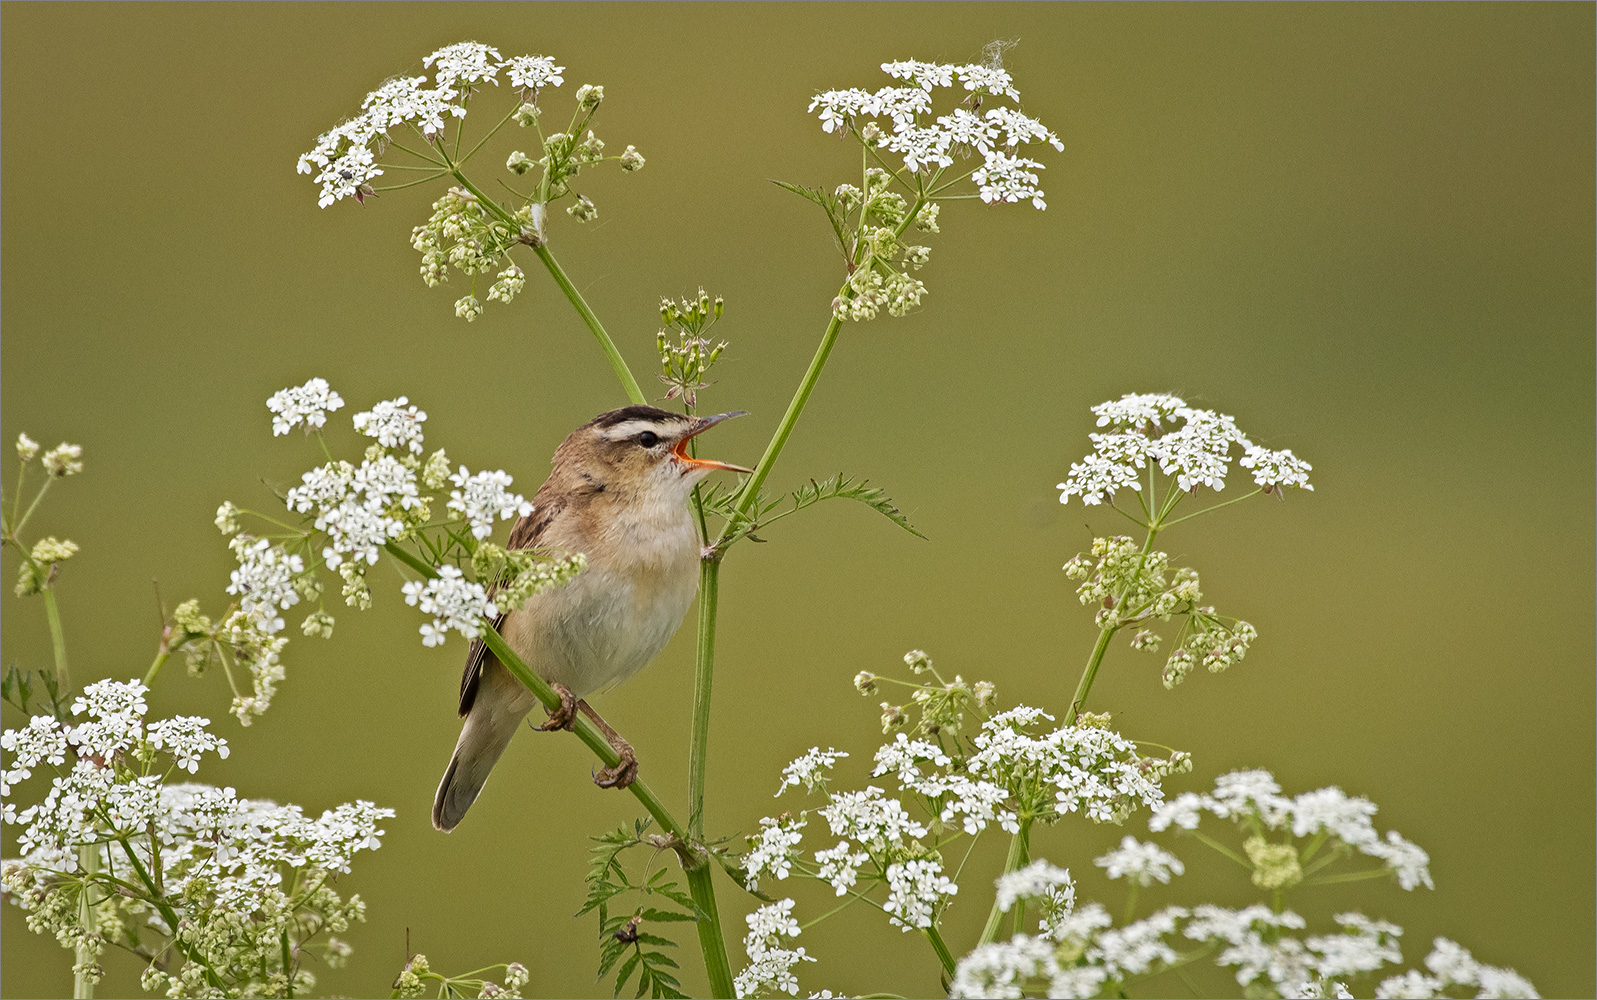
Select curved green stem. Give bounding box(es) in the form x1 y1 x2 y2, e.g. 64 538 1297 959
531 242 647 404
1063 626 1115 727
688 559 720 838
143 649 171 688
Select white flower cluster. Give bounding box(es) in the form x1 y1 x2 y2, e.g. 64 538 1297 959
2 680 391 994
774 746 848 796
1094 835 1184 887
1059 393 1313 505
871 733 1018 834
286 459 409 569
266 376 345 436
743 814 806 890
401 565 498 646
225 535 305 633
968 709 1184 825
810 59 1061 208
353 396 428 454
298 42 565 208
734 899 815 999
1150 770 1434 891
1375 938 1540 999
994 859 1076 917
447 466 533 539
882 857 958 931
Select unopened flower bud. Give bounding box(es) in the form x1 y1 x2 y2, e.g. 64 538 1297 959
860 121 882 142
1244 835 1303 890
506 150 534 175
15 433 39 462
880 702 906 732
853 671 877 695
41 443 83 477
1129 629 1160 653
903 649 932 674
620 145 645 172
300 610 335 639
513 102 540 127
576 84 604 111
567 194 598 222
973 680 996 708
1162 648 1194 690
215 501 240 535
1062 555 1092 580
455 295 484 322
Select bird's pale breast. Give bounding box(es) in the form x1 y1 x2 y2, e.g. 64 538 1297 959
502 499 700 699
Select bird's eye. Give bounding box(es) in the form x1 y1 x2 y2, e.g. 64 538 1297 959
637 431 660 448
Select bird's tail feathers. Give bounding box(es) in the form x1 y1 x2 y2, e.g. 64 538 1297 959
432 703 526 832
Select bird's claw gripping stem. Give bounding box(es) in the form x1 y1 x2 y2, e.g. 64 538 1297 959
579 699 639 789
535 682 578 731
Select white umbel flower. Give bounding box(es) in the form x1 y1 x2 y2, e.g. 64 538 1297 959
266 377 345 436
352 396 427 454
400 565 497 646
446 466 533 539
1095 835 1185 886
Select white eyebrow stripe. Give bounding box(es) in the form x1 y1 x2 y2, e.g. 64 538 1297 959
601 419 680 441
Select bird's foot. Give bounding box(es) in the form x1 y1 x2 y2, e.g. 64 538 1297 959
578 699 640 789
534 682 577 732
593 740 639 789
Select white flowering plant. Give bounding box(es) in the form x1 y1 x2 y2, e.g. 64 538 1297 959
714 396 1534 999
4 37 1544 1000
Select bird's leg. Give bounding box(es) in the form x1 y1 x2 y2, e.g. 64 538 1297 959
534 682 578 732
577 700 639 789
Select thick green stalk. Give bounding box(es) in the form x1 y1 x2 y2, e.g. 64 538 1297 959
531 242 647 405
926 925 957 976
43 588 68 690
688 559 720 837
686 863 736 999
143 649 171 688
686 558 736 998
977 820 1032 946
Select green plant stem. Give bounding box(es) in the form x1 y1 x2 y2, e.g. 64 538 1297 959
443 168 645 406
382 541 735 997
926 925 957 976
15 475 52 537
1063 626 1115 727
1062 526 1161 726
717 312 844 535
74 844 97 1000
530 242 646 405
688 560 720 838
977 819 1032 946
43 588 68 689
143 649 171 688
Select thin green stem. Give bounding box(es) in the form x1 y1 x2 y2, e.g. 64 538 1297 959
977 819 1032 946
385 139 449 167
1306 868 1391 886
528 242 646 404
1064 625 1115 727
74 843 98 999
1192 830 1253 870
459 103 519 165
1159 488 1262 528
686 865 735 999
372 172 450 193
16 475 52 537
43 588 69 689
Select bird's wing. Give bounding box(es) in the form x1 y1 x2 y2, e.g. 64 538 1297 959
457 490 566 717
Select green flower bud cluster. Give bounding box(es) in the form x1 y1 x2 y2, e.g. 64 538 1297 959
471 545 588 613
1244 835 1304 890
657 289 728 406
830 170 933 322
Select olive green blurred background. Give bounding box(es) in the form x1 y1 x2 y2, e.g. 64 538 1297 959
3 3 1592 997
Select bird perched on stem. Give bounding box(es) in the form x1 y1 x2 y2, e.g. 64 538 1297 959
433 405 750 832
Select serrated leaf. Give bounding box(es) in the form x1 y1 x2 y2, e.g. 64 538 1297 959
613 952 640 998
655 886 710 918
789 475 927 539
641 952 681 970
597 938 628 979
634 932 677 948
639 908 697 923
770 179 830 209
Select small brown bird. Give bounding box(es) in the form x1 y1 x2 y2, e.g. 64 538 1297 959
432 405 750 832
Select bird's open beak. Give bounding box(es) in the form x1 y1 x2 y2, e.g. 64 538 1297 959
672 411 753 474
